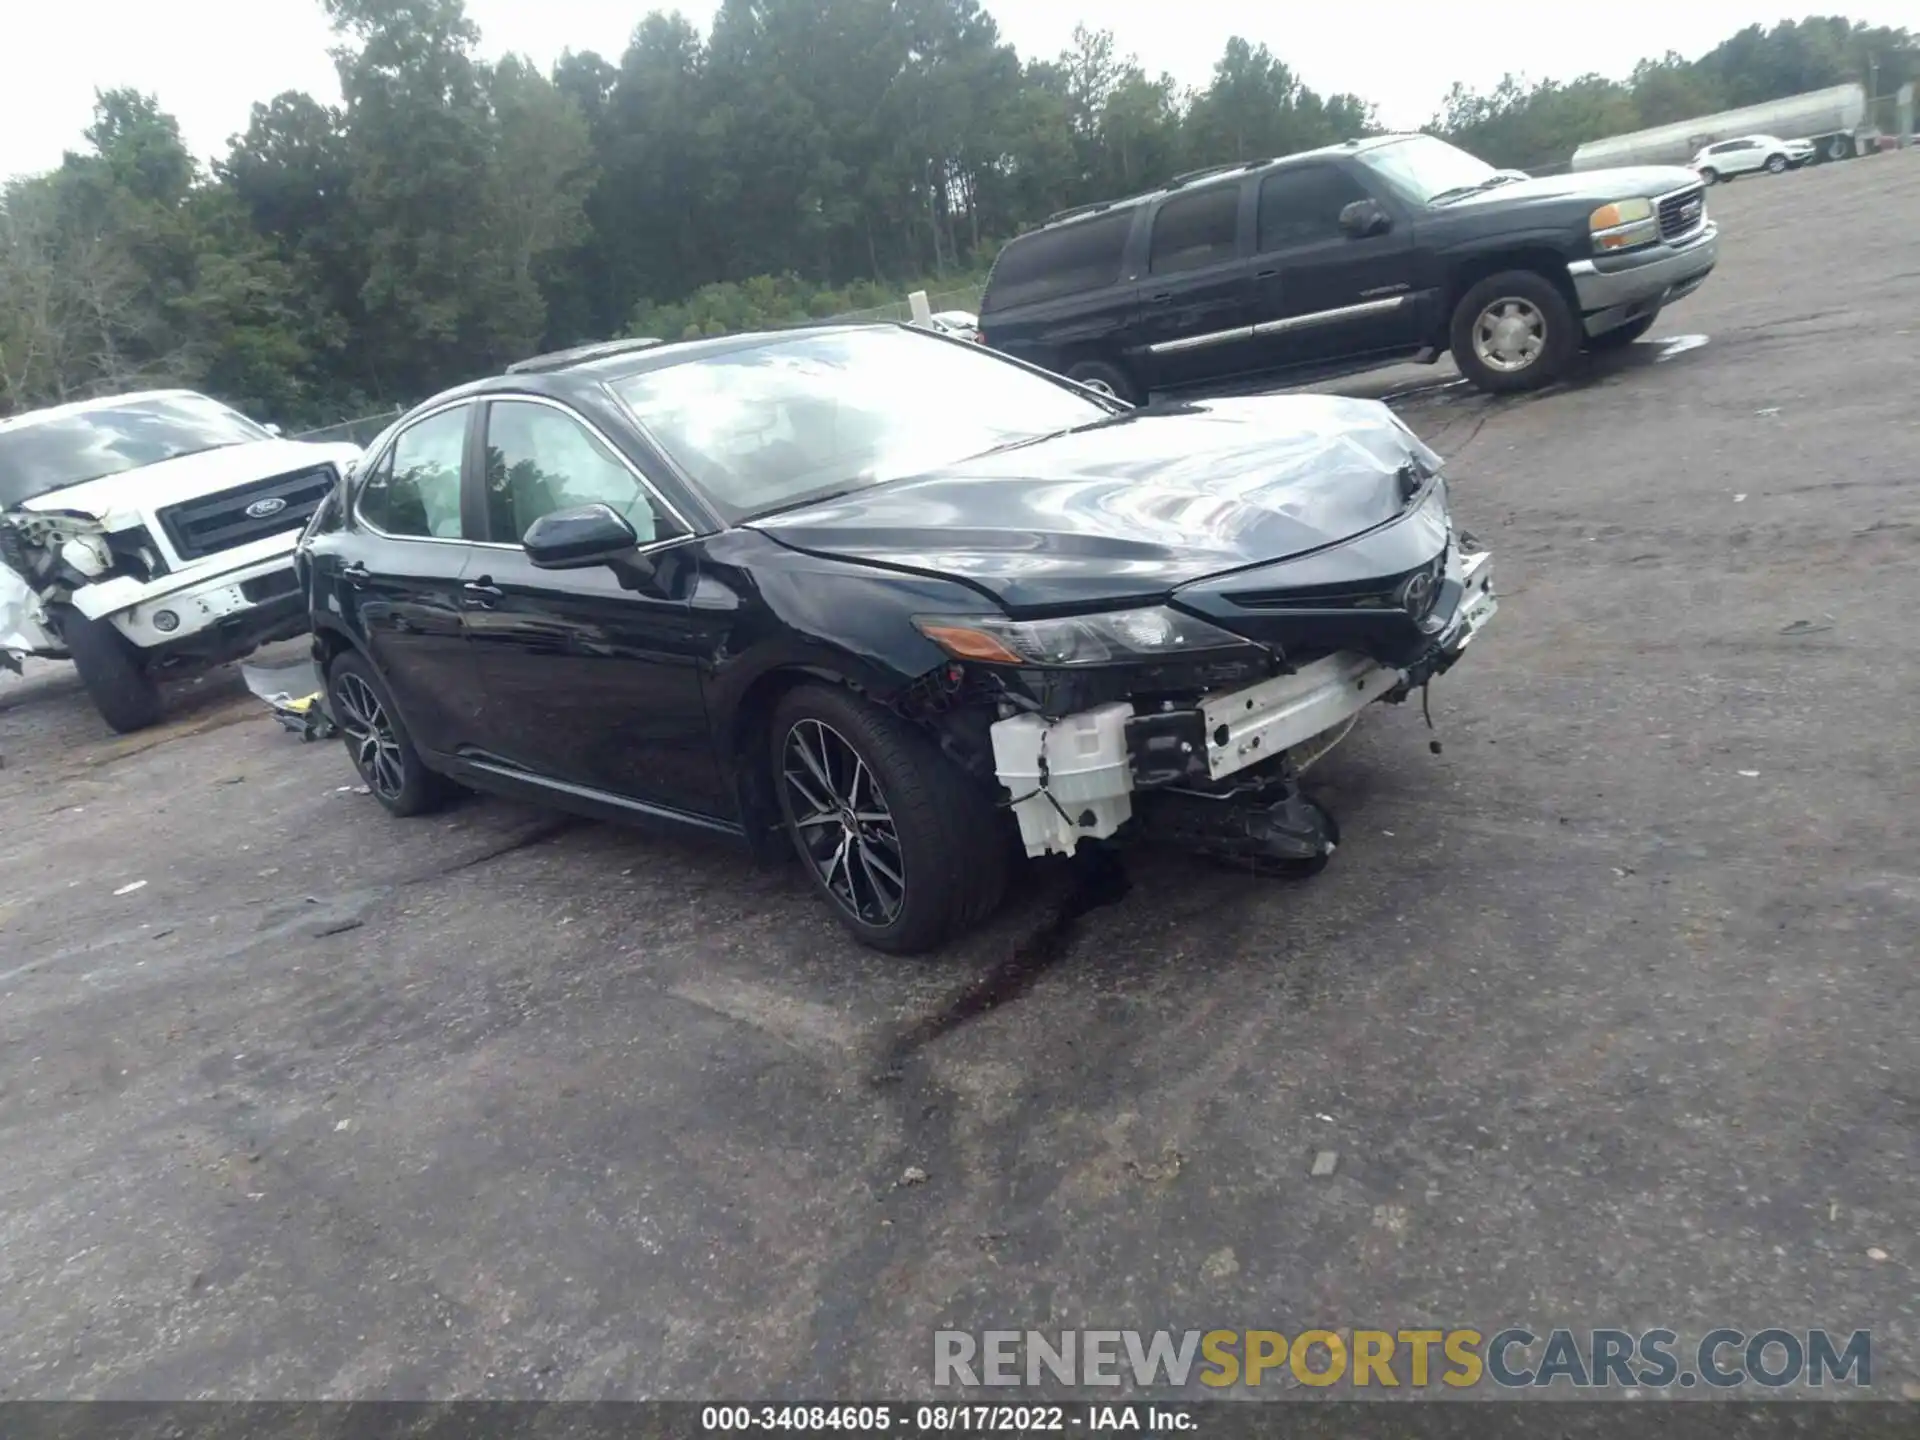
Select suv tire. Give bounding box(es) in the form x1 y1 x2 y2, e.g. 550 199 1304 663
1699 166 1721 184
58 607 164 733
1450 270 1579 394
1064 358 1143 405
771 682 1008 955
327 650 452 817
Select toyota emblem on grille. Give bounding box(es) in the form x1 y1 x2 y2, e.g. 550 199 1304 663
1399 570 1436 617
245 496 289 519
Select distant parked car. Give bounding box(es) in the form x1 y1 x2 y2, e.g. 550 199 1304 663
1692 135 1814 183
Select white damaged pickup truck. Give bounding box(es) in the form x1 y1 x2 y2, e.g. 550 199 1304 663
1 390 362 732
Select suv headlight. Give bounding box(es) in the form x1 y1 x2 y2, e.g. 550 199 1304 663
915 605 1257 667
1590 197 1658 252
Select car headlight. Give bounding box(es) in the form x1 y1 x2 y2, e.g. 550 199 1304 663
1590 196 1658 252
914 605 1257 667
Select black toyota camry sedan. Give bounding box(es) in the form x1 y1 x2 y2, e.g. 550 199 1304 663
300 324 1497 953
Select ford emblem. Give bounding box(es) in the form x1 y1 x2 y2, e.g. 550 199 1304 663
245 496 289 519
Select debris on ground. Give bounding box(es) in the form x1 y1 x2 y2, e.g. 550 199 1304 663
241 657 337 742
1310 1150 1339 1178
112 880 148 896
1779 617 1834 636
899 1166 929 1187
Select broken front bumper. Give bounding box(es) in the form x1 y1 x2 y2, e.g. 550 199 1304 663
991 548 1497 858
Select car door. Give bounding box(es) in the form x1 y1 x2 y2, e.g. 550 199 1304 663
458 395 729 819
1129 181 1255 391
1243 162 1421 373
338 402 479 756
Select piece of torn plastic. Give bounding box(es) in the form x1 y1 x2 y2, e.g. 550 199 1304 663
241 655 337 741
1 563 59 673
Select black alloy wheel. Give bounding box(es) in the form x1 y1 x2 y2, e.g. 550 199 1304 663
782 716 907 930
327 651 450 817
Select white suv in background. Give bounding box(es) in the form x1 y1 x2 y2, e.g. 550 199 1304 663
1692 134 1815 183
0 390 362 732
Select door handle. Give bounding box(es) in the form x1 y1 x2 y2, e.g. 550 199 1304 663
461 579 503 609
340 561 370 586
1147 290 1173 303
1253 268 1279 279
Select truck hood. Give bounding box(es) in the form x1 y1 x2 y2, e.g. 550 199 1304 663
1436 164 1704 213
13 438 362 530
748 395 1440 611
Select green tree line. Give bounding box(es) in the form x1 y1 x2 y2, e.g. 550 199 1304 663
0 1 1910 426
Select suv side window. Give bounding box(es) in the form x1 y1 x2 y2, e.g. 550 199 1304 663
983 210 1133 311
1148 185 1240 274
483 399 678 546
357 405 468 539
1257 165 1374 251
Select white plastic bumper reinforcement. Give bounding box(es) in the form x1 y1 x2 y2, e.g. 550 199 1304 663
990 549 1497 858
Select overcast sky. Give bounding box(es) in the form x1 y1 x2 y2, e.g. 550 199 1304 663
3 0 1910 181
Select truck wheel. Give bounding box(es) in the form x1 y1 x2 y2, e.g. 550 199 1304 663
1587 311 1659 351
1765 153 1788 174
1828 135 1851 161
1064 358 1143 405
1449 271 1578 394
1698 166 1719 185
770 683 1008 955
58 607 164 733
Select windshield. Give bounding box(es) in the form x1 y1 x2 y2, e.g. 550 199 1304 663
608 327 1110 521
1356 135 1501 205
0 393 271 509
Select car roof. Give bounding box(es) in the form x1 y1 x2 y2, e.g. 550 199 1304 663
404 324 900 413
0 388 212 434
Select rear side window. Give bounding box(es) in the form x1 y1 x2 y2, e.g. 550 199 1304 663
1148 185 1240 274
982 210 1133 311
357 405 468 539
1257 165 1374 250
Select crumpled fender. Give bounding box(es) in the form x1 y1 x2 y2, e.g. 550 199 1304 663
0 562 60 667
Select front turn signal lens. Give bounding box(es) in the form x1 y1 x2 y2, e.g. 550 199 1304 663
915 623 1028 664
1590 197 1653 231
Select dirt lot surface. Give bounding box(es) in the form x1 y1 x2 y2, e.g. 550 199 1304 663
3 157 1917 1401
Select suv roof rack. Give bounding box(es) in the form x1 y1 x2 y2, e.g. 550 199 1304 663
504 336 663 374
1043 199 1115 226
1166 162 1243 189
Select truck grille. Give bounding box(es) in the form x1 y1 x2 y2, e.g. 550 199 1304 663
156 466 337 562
1657 185 1708 243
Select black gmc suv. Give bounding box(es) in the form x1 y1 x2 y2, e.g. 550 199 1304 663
977 133 1718 400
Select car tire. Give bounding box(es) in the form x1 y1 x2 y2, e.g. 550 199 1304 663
1587 311 1658 351
1449 270 1579 394
1064 358 1143 405
1765 153 1788 174
58 607 164 734
1700 166 1722 184
326 649 451 817
771 682 1009 955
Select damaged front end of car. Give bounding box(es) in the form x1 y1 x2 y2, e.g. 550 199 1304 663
0 506 171 672
898 484 1498 874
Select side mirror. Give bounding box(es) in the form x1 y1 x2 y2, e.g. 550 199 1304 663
264 423 283 437
1339 199 1393 239
523 503 639 569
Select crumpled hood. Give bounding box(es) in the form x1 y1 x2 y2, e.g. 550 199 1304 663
749 394 1440 611
13 438 361 529
1437 165 1704 212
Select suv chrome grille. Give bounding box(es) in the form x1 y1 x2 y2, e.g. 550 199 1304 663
1657 185 1707 243
157 466 337 562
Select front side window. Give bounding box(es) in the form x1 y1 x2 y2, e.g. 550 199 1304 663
1148 185 1241 274
0 393 271 509
608 327 1110 521
483 400 676 546
1257 165 1374 250
357 405 468 539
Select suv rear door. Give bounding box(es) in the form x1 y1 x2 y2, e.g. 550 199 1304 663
978 210 1141 372
1243 162 1420 373
1131 181 1256 390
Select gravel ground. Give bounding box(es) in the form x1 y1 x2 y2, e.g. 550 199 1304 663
2 154 1917 1402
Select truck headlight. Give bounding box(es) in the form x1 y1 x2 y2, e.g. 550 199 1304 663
915 605 1257 667
1590 197 1658 251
